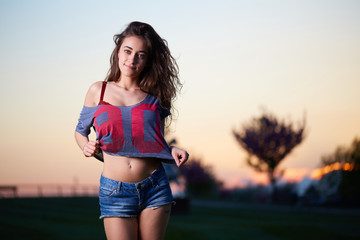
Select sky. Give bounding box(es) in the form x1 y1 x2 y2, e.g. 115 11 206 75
0 0 359 188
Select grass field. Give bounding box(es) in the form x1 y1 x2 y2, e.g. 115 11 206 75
0 197 359 240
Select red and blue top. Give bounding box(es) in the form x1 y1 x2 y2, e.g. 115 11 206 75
75 82 173 162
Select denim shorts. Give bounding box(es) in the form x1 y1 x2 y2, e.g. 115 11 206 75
98 165 174 218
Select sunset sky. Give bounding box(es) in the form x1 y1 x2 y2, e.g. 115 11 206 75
0 0 359 188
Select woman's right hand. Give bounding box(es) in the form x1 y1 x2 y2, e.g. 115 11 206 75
82 140 100 157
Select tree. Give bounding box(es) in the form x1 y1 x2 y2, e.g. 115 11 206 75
180 158 220 197
321 137 360 166
232 109 306 202
320 137 360 205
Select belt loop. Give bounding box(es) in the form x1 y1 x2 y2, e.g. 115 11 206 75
118 182 122 192
149 174 156 187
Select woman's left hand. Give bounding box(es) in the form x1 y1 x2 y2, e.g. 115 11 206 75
171 146 189 167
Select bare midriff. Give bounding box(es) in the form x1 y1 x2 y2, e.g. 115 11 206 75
102 153 162 183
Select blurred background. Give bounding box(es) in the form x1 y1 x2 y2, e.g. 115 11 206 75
0 0 359 204
1 1 360 239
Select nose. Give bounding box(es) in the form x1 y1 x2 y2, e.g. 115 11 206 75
128 54 139 64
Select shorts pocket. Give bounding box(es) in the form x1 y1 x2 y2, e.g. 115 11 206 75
99 185 117 199
155 176 170 189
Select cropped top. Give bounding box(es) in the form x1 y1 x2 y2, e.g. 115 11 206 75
75 82 174 162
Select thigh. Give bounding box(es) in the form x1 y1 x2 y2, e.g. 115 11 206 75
103 217 138 240
139 204 172 240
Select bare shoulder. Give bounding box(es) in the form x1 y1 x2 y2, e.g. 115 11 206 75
84 81 103 107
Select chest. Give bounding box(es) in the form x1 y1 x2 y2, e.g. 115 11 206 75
93 102 161 137
102 84 148 107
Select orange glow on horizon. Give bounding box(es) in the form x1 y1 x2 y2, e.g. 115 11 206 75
221 172 270 190
221 168 314 190
310 162 360 180
282 168 311 183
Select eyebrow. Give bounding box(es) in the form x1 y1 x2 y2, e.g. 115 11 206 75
124 46 147 53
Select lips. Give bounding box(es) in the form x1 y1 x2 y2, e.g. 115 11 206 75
124 64 136 70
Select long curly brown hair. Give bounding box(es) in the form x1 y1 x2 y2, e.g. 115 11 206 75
105 21 182 112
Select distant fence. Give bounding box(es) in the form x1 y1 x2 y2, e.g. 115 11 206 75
0 184 99 198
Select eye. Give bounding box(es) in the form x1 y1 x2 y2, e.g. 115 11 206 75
137 53 146 59
124 49 131 54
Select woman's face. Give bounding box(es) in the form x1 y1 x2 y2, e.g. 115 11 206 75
118 35 148 81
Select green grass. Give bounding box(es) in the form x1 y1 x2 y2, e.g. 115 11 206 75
167 201 360 240
0 197 104 239
0 197 359 240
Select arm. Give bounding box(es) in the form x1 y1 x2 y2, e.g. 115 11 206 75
74 81 102 157
161 119 189 167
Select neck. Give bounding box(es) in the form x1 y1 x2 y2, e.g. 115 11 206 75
116 77 140 91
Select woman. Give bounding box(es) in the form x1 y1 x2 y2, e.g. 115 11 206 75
74 21 188 240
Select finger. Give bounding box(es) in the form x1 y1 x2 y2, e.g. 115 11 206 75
84 149 93 157
177 155 186 167
174 155 183 167
88 140 97 147
85 145 96 152
178 158 186 166
174 156 180 166
83 144 96 157
179 152 189 166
